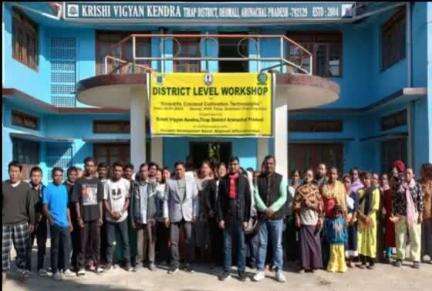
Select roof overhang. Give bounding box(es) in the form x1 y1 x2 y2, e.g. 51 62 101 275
10 132 73 143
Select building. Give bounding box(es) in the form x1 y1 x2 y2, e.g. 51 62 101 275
2 2 431 184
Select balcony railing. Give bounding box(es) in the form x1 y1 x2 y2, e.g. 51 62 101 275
103 33 312 75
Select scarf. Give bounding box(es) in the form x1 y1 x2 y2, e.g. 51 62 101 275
400 179 417 226
360 186 376 216
228 173 239 199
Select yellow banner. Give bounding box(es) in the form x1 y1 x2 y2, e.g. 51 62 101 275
150 73 272 137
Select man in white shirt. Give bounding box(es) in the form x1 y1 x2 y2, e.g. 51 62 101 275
103 162 132 271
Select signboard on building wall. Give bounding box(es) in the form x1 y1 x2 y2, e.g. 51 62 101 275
63 2 354 23
150 73 272 137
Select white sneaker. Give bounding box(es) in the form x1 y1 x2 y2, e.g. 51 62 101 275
63 269 75 277
38 269 48 277
77 268 86 276
252 271 265 282
96 266 104 273
53 272 62 281
17 268 30 278
275 270 286 283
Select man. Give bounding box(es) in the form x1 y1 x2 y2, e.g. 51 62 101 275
124 163 135 181
164 161 199 274
217 157 251 282
97 162 109 266
63 167 79 271
123 163 137 269
315 163 328 187
104 162 132 271
27 167 48 276
2 161 35 282
72 157 104 275
132 162 160 271
97 163 109 183
252 155 287 283
43 167 74 280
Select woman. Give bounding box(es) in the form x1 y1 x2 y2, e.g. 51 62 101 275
420 163 432 263
343 175 358 267
357 172 380 269
381 173 395 263
293 169 323 273
155 168 170 265
290 169 302 190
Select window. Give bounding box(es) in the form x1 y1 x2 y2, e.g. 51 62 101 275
380 110 407 131
173 33 201 72
381 8 406 70
289 143 343 174
94 143 130 166
11 110 39 130
286 32 342 77
93 120 130 134
381 138 407 172
12 138 40 165
12 7 38 69
95 31 151 75
289 120 343 132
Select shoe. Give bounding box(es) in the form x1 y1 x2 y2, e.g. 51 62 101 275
168 266 179 275
422 254 431 263
252 271 265 282
298 269 305 274
412 261 420 269
275 270 286 283
347 260 353 268
104 263 112 271
96 266 104 273
184 264 194 273
218 271 231 281
125 264 133 272
77 268 86 276
38 269 48 277
393 260 402 267
148 263 156 271
238 272 248 282
52 272 62 281
63 269 75 277
17 268 30 278
89 264 96 272
366 264 375 270
356 263 366 269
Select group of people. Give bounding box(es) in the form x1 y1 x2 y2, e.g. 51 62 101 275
2 155 432 285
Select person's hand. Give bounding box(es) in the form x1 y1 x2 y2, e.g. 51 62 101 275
389 215 400 223
265 208 274 218
164 218 170 228
111 211 121 220
418 215 423 224
48 216 55 226
78 217 84 228
219 220 225 229
148 219 155 227
28 224 35 234
68 224 73 233
191 217 196 224
208 210 215 218
98 218 103 226
295 216 301 228
242 221 249 230
131 220 137 229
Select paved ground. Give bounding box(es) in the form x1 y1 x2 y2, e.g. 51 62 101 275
4 261 432 291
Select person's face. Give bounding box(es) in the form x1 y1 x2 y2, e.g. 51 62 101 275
175 164 185 178
85 161 96 176
304 170 314 183
372 174 379 186
67 170 78 183
98 167 108 179
77 169 83 178
200 163 211 177
52 170 63 185
218 165 227 178
264 158 275 174
139 165 149 180
343 177 351 191
148 165 158 178
405 168 414 182
317 164 326 177
381 174 388 186
351 170 359 181
113 166 123 180
229 160 240 174
156 170 163 182
30 171 42 186
163 169 171 180
292 171 300 181
124 167 134 180
392 167 399 177
9 166 21 183
329 168 338 182
363 177 371 188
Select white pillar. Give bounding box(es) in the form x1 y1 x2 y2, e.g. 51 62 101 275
274 98 288 181
151 137 163 166
130 95 146 167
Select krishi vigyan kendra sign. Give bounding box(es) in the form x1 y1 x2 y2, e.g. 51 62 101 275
150 73 272 137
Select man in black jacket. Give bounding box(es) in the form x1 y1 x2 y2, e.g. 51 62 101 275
217 157 251 281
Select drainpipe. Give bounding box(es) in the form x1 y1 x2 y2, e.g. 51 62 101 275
406 2 414 168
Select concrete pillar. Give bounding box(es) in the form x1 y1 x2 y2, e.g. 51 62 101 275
257 138 268 170
274 96 288 180
151 137 163 166
130 95 146 167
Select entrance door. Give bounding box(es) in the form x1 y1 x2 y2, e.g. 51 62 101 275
189 142 232 168
289 143 344 174
93 143 130 166
381 138 407 173
218 33 249 72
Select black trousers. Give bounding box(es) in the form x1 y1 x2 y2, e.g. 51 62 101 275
208 217 223 266
50 224 71 273
77 220 100 268
27 218 47 271
156 221 170 264
170 220 193 268
106 220 130 265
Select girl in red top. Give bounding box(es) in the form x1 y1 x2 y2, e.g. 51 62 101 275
381 173 395 263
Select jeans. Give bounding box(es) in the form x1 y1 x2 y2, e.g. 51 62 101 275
50 224 71 273
256 219 284 271
156 221 170 264
136 220 157 265
170 220 193 268
27 218 48 271
106 220 130 264
223 220 246 273
77 220 100 269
